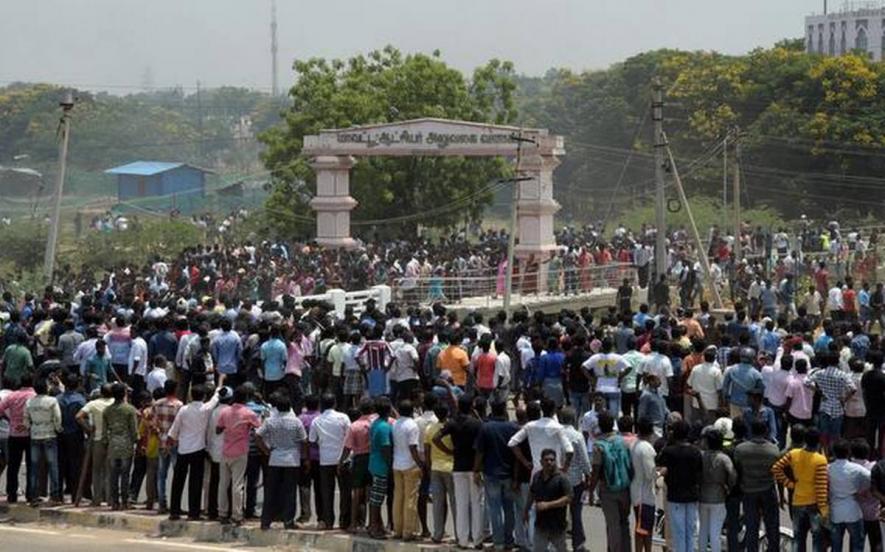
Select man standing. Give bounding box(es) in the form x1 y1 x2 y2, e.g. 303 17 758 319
772 428 829 552
24 377 62 505
211 319 242 388
809 350 855 454
216 385 260 525
3 333 34 387
340 398 375 533
588 411 632 552
474 399 520 551
259 325 288 400
827 440 870 552
76 383 115 506
583 337 628 416
391 399 425 541
151 380 182 513
435 395 484 549
525 448 572 552
104 318 132 392
256 392 308 530
56 371 86 502
656 420 703 552
722 347 763 418
103 383 138 510
508 397 574 472
309 393 352 530
367 398 393 540
0 373 36 503
733 420 780 552
631 417 658 552
167 384 219 520
686 345 723 425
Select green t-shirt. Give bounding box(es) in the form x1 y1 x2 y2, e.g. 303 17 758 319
3 344 34 384
369 418 392 477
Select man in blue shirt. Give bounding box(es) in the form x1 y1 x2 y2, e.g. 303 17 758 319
260 325 288 397
211 318 243 387
722 347 763 418
56 371 86 502
742 386 777 443
368 398 393 540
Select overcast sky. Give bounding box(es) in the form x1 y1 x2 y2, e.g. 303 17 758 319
1 0 821 93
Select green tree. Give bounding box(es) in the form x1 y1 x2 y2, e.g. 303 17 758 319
259 46 517 238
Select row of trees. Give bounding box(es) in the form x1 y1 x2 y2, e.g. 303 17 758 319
261 41 885 239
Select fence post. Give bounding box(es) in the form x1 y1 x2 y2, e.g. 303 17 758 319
328 289 347 317
372 285 392 312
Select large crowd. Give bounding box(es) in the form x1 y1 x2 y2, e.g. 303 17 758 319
0 219 883 552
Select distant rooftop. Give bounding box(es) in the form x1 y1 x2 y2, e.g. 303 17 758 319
105 161 212 176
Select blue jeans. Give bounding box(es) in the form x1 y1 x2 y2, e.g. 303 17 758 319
515 482 534 549
30 438 60 500
668 501 699 552
743 486 780 552
484 477 515 548
157 448 176 506
699 502 727 552
569 391 590 419
791 505 823 552
603 392 622 417
818 412 843 442
830 520 864 552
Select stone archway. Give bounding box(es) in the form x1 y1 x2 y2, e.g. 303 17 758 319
302 117 565 270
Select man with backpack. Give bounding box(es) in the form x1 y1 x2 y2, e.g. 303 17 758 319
588 411 633 552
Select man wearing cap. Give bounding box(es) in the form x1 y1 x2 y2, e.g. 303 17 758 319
722 347 763 418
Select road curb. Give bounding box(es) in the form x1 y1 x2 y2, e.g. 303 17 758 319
0 503 454 551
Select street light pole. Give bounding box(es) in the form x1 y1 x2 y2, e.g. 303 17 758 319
503 131 536 320
44 90 74 284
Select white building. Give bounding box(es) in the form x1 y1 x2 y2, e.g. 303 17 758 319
805 2 885 60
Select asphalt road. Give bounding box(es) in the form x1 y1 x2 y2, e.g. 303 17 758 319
0 524 266 552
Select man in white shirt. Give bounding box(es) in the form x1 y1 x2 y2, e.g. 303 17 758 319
508 397 573 472
166 384 219 520
686 346 723 425
308 393 352 530
637 340 674 398
828 283 844 319
128 330 149 394
493 341 512 403
582 337 629 415
391 333 421 404
391 399 425 540
146 356 169 395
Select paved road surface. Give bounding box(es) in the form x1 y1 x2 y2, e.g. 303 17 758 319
0 523 267 552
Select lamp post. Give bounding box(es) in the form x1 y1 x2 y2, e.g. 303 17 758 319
43 90 74 284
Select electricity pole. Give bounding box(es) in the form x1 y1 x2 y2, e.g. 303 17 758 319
503 132 535 319
652 78 667 280
733 128 742 261
270 0 279 96
44 90 74 284
722 132 728 232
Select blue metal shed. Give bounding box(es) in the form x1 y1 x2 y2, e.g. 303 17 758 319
104 161 211 203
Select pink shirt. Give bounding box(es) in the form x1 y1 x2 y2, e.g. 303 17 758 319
286 337 313 377
216 404 260 458
344 415 373 455
784 374 814 420
0 388 36 437
761 366 792 408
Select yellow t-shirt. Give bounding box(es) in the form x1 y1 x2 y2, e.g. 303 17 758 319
424 421 454 473
774 448 828 513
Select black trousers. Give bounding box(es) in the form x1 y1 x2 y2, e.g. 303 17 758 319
244 453 265 517
170 450 205 517
6 436 32 502
319 464 352 529
57 431 84 499
129 454 147 502
261 466 299 527
206 459 220 519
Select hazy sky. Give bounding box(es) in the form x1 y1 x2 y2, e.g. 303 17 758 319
1 0 821 93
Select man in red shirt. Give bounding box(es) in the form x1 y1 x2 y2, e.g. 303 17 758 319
0 373 36 503
842 278 858 321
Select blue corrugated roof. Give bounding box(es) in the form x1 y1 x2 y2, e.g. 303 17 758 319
104 161 185 176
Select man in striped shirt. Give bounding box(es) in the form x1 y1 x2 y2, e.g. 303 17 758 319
357 327 391 398
771 428 829 552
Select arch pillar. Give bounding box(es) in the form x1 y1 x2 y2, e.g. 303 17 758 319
309 155 358 249
515 152 561 292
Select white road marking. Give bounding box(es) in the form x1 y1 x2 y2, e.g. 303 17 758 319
0 526 60 535
123 538 255 552
69 533 97 539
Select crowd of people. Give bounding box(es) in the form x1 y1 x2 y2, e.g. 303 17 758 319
0 216 882 552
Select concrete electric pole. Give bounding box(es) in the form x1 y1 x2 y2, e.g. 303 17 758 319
652 78 667 280
44 90 74 284
271 0 279 96
733 129 742 261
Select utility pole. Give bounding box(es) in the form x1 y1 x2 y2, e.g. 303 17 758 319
722 132 728 232
44 90 74 284
652 78 667 280
733 128 742 261
196 80 204 159
663 134 724 308
270 0 279 96
503 131 535 319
